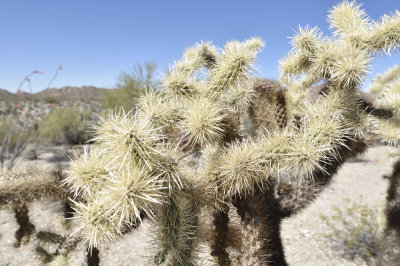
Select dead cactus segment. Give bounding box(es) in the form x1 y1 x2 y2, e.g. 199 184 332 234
0 167 69 207
211 205 231 266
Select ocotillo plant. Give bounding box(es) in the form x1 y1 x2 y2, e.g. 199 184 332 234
1 1 400 265
1 63 64 172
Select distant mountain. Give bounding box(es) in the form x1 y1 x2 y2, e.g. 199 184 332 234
36 86 110 101
0 88 19 101
0 86 111 101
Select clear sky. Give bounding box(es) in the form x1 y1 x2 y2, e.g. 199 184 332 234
0 0 399 93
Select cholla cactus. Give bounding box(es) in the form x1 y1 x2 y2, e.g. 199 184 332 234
1 1 400 265
367 65 400 147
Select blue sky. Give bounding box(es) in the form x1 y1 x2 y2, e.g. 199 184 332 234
0 0 399 93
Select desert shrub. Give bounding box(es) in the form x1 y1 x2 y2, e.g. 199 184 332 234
0 117 20 151
320 199 384 263
44 95 59 104
39 107 91 145
0 116 39 171
0 117 36 151
390 151 400 157
101 62 156 111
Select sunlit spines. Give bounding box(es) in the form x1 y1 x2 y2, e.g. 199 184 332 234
244 36 266 53
288 73 321 93
198 143 221 168
372 119 400 146
314 86 357 118
348 107 370 138
162 63 199 99
150 143 188 192
271 89 352 178
304 87 357 146
64 145 109 199
284 87 307 116
180 96 225 147
192 144 228 209
308 113 350 148
367 65 400 124
376 92 400 119
386 79 400 94
282 0 399 95
281 38 338 95
92 109 163 169
366 10 400 55
71 200 121 249
100 164 165 226
258 130 292 176
209 38 264 93
328 0 369 45
137 91 181 129
369 65 400 93
183 41 219 70
308 39 338 80
291 25 322 55
327 1 400 55
280 27 322 91
279 52 311 84
222 80 255 112
153 196 199 265
287 131 330 177
301 115 351 165
214 140 266 199
171 60 192 74
330 44 371 89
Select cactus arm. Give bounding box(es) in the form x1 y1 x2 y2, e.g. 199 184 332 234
183 41 219 70
276 137 367 218
365 10 400 55
209 38 264 94
154 195 199 265
232 196 263 266
0 168 69 208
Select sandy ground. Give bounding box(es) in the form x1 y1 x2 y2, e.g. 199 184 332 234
281 145 396 266
0 144 397 265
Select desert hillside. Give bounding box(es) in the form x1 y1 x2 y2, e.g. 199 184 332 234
0 86 109 102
